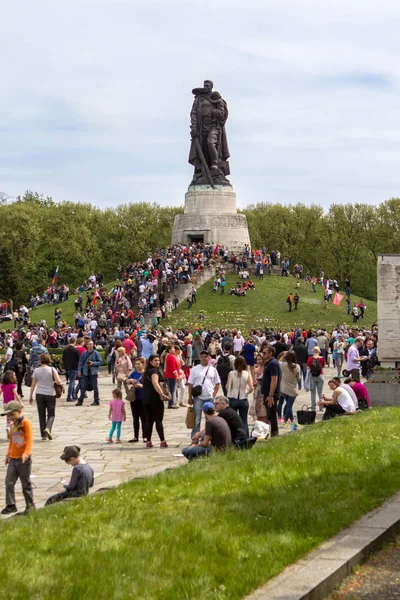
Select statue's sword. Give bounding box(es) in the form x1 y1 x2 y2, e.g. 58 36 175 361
193 136 215 189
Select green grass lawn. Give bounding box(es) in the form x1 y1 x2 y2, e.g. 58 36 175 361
0 409 399 600
0 283 117 331
2 274 376 333
168 274 377 332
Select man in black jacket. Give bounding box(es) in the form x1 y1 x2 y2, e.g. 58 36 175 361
62 339 80 402
293 337 308 389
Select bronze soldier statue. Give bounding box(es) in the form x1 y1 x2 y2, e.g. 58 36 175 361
188 80 230 187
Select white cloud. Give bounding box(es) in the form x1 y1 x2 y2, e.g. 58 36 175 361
1 0 399 208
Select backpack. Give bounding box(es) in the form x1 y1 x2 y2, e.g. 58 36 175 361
310 358 322 377
216 354 232 380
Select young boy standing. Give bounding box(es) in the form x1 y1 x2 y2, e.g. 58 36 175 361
1 400 35 515
45 446 94 506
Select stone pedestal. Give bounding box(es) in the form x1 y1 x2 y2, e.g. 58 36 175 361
171 185 251 251
377 254 400 368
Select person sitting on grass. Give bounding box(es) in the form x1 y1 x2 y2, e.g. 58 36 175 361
45 445 94 506
344 378 370 410
182 402 232 461
318 379 356 420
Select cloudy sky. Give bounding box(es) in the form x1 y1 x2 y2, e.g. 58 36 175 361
1 0 399 209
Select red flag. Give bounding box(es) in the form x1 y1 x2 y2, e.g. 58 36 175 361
332 293 344 306
92 289 101 305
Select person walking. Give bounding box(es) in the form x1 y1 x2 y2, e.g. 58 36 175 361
293 337 308 389
306 346 325 411
142 355 169 448
107 388 126 443
226 356 254 435
188 350 221 438
62 338 80 402
261 346 281 437
1 401 35 515
286 292 293 312
30 353 62 440
76 340 103 406
333 335 345 377
114 347 133 398
13 342 27 399
127 358 146 443
164 345 180 409
277 351 301 425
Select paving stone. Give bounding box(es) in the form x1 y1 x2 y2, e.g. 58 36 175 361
0 369 333 510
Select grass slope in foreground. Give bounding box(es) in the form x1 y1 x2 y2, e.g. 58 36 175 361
0 409 399 600
169 274 377 331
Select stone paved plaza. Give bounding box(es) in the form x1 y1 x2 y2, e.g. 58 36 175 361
0 367 336 513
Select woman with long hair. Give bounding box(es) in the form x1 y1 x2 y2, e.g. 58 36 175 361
127 357 146 443
142 355 169 448
114 347 132 397
226 355 254 434
251 353 268 424
278 350 301 425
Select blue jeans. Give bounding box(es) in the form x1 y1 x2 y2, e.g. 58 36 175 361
280 394 296 422
66 370 77 401
109 421 122 439
299 364 307 389
79 375 99 404
310 375 324 410
228 398 249 435
166 378 177 408
182 445 211 461
191 397 213 438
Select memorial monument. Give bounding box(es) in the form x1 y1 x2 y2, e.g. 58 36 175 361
376 254 400 368
171 80 251 250
365 254 400 406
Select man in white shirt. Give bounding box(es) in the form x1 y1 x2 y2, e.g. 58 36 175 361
188 351 221 438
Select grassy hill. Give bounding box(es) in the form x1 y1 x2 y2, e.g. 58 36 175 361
168 273 377 332
1 274 377 333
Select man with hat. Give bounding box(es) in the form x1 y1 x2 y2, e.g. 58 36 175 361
182 402 231 461
45 446 94 505
1 400 35 515
188 350 221 437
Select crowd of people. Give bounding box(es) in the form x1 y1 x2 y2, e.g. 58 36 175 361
0 314 377 513
0 242 379 515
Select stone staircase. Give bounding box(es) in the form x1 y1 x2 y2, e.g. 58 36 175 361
143 266 215 326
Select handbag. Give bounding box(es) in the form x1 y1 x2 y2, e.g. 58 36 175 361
52 367 64 399
126 385 136 403
297 404 316 425
185 406 195 429
192 367 209 398
304 370 312 392
160 381 171 401
24 369 33 387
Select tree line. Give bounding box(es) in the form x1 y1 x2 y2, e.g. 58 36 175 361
0 191 399 303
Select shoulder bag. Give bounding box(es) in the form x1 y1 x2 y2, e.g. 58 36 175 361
52 367 64 399
192 367 209 398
